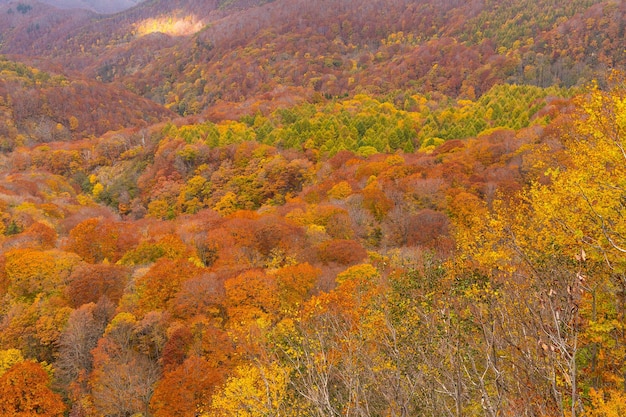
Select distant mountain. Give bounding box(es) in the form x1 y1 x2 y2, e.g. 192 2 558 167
0 2 625 417
37 0 143 14
0 56 174 149
0 0 623 119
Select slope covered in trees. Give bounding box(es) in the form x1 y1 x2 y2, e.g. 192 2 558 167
0 0 625 416
0 0 623 116
0 56 174 150
37 0 142 14
0 76 625 415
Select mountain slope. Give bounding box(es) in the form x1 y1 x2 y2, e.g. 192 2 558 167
1 1 626 416
38 0 143 14
0 55 174 150
1 0 621 119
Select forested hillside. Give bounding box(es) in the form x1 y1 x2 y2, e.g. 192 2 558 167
0 56 174 150
37 0 142 14
1 0 624 115
0 1 625 416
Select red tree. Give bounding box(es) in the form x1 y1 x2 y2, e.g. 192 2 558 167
0 361 66 417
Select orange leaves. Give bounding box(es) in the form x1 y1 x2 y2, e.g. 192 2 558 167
20 222 58 250
65 218 138 263
224 269 279 329
300 263 382 329
327 180 353 200
150 355 223 417
3 249 58 298
253 214 304 258
361 178 394 221
31 148 81 176
587 389 626 417
0 361 65 417
317 239 367 265
120 233 191 266
0 294 73 362
65 263 129 307
2 249 56 300
136 259 205 315
272 262 321 313
169 273 224 320
2 248 80 300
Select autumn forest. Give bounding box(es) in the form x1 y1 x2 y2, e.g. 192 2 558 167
0 0 625 416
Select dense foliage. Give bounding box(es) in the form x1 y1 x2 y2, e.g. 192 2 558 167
0 0 625 416
0 0 622 116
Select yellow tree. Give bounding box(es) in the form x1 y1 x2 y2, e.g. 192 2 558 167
0 349 24 376
269 264 386 417
207 362 292 417
272 263 320 314
2 249 70 300
451 73 626 416
526 76 626 414
224 269 280 329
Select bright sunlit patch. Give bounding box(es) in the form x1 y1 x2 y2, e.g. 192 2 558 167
134 15 204 37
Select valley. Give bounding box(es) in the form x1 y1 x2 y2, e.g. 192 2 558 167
0 1 624 416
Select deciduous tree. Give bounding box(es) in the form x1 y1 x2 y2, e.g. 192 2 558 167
0 361 65 417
